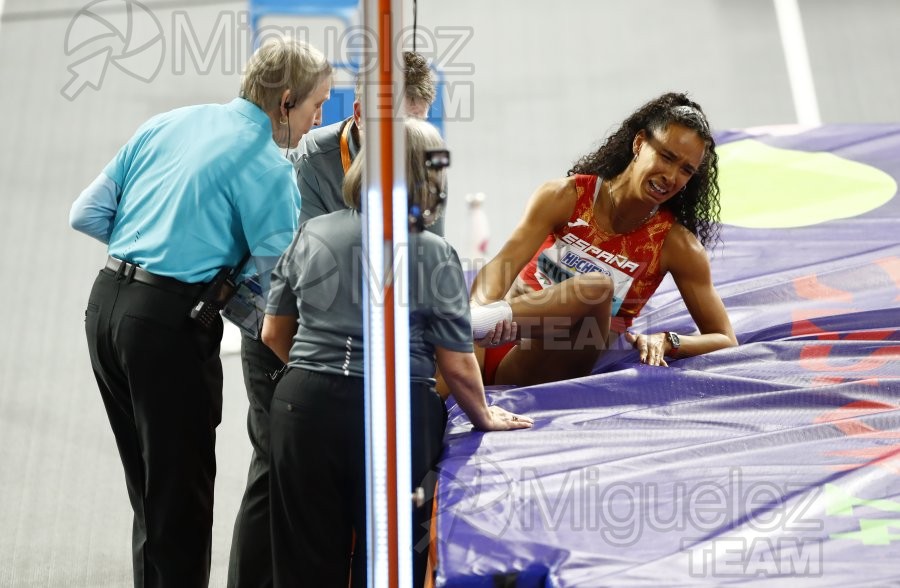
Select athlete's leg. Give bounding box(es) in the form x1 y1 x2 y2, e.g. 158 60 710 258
495 273 614 386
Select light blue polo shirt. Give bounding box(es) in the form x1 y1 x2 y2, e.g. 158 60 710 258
104 98 301 283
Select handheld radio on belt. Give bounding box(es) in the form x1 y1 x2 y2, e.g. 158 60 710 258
190 251 252 328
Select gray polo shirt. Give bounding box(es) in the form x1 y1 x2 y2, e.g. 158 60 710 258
294 118 445 236
268 209 471 381
295 118 357 225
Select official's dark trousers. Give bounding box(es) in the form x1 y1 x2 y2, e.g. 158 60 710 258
269 368 447 588
84 268 223 588
227 334 283 588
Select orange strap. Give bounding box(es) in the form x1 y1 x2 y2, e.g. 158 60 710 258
339 118 355 173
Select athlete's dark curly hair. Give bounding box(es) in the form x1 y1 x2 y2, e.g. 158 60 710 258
568 92 721 248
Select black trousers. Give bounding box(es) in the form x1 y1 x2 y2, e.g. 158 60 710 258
269 368 447 588
227 334 283 588
84 268 223 588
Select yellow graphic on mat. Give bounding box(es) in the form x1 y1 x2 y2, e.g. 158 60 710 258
717 140 897 228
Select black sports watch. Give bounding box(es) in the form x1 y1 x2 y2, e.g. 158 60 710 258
665 331 681 356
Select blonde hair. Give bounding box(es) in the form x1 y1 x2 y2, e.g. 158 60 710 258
241 37 332 115
343 118 445 221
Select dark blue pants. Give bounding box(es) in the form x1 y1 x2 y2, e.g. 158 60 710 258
227 334 283 588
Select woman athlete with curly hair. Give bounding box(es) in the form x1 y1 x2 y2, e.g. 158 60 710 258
469 92 737 386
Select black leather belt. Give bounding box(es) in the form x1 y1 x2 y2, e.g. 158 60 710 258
104 257 206 298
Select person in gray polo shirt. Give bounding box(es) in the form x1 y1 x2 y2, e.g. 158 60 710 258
227 50 442 588
262 119 533 588
295 50 442 233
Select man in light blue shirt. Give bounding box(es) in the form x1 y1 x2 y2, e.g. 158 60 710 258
70 38 331 588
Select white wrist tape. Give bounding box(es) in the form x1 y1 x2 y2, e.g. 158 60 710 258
470 300 513 339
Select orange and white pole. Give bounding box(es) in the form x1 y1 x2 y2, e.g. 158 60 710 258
361 0 413 585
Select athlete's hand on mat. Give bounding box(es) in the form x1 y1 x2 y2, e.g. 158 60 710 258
474 406 534 431
474 320 518 348
625 331 669 367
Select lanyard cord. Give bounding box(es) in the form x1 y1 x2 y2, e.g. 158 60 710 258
339 117 354 173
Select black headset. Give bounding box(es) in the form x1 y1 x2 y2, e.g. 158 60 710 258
281 100 294 158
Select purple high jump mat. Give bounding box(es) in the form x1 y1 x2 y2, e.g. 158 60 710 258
434 125 900 587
